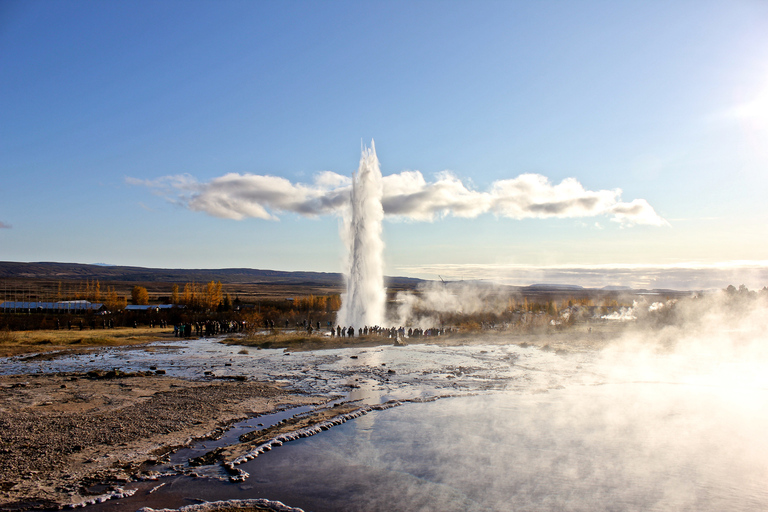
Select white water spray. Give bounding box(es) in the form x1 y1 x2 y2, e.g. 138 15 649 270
336 141 386 329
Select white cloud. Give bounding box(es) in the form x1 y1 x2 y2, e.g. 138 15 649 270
128 169 667 226
382 171 490 221
0 221 11 229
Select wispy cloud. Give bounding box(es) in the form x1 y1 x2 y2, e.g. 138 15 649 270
0 221 11 229
128 170 668 226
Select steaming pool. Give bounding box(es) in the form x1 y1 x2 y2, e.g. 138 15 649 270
4 333 768 512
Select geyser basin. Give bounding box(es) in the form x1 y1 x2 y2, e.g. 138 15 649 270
18 323 763 512
227 384 768 512
83 381 768 512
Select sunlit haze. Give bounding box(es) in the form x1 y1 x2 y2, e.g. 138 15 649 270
2 1 767 289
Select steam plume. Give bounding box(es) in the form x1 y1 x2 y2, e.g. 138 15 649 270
335 142 386 328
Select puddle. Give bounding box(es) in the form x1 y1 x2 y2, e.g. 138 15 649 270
152 404 318 474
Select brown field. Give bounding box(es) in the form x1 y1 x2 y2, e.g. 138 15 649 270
0 327 177 358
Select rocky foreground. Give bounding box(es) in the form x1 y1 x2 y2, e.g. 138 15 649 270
0 371 321 511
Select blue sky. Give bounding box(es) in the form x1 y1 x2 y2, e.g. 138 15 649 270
2 0 767 289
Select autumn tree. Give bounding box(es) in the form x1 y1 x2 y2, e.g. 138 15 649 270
131 286 149 305
183 282 198 308
105 286 127 311
106 286 118 309
547 300 558 316
326 294 342 312
171 284 180 305
204 280 223 310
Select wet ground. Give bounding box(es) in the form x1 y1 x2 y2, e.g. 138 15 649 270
4 332 766 511
2 335 598 401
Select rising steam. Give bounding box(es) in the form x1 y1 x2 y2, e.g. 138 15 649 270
390 281 509 329
128 167 667 226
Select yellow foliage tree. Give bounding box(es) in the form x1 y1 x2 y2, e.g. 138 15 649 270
105 286 127 310
183 282 196 308
327 294 342 311
131 286 149 305
205 281 223 310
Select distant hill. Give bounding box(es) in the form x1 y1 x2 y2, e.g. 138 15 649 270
524 284 585 291
0 261 424 289
0 262 694 301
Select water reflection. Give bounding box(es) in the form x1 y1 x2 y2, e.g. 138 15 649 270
234 383 768 512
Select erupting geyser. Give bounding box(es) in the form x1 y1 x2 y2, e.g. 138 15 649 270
336 141 386 329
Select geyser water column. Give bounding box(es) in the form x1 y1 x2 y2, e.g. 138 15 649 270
336 142 386 329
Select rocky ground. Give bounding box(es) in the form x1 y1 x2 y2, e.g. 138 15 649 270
0 371 322 511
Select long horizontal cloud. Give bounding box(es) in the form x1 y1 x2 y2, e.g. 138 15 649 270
127 170 667 226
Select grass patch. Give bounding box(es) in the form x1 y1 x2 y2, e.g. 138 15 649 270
222 332 318 349
0 328 17 343
0 327 177 356
221 331 402 352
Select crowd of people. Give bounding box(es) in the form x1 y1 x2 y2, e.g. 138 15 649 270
174 319 247 338
172 316 456 342
328 324 451 340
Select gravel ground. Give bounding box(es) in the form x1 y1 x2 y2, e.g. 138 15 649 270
0 371 319 510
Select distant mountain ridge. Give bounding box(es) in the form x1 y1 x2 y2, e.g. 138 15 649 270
524 283 585 291
0 261 423 288
0 262 693 297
